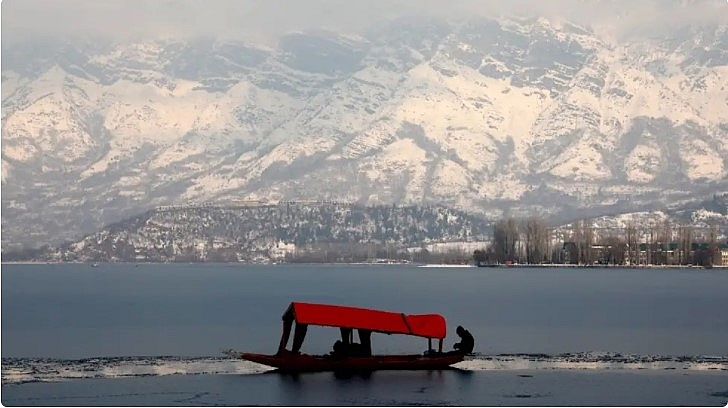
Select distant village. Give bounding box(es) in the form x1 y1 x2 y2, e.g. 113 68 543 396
4 201 728 267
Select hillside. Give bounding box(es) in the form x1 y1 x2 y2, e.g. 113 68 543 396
16 203 491 263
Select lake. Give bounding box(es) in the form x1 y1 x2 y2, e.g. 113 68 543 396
2 263 727 405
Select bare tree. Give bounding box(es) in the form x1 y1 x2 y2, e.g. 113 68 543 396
654 219 671 264
602 234 626 265
570 219 593 265
491 221 507 262
583 222 594 265
708 225 720 267
522 217 549 264
505 218 519 262
677 225 693 265
491 217 520 263
625 220 638 266
570 220 582 264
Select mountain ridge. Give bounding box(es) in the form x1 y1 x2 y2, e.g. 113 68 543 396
2 17 727 250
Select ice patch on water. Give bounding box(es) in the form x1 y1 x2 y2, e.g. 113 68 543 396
418 264 475 268
2 352 726 385
454 352 728 372
1 356 274 385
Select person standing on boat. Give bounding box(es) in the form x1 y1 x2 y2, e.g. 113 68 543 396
453 325 474 354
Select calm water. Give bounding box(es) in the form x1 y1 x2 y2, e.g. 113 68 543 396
2 263 728 406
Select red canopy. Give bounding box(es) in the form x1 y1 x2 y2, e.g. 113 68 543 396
282 302 447 339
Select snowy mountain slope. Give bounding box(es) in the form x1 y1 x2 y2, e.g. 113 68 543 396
2 17 727 249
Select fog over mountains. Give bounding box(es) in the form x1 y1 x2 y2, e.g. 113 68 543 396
2 13 727 250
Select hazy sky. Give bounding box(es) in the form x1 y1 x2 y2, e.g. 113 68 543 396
2 0 727 45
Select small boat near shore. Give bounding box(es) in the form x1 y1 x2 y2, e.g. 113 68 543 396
238 302 466 373
240 351 465 373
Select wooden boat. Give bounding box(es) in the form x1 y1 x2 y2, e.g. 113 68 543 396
238 302 466 373
240 351 464 373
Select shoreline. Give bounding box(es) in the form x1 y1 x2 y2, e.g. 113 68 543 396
479 263 728 269
2 261 726 269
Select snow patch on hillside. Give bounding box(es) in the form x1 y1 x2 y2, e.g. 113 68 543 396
680 139 725 180
549 142 612 181
2 139 39 162
1 160 12 183
359 138 429 201
624 144 661 183
182 173 242 201
149 142 207 170
692 209 728 223
478 174 531 201
1 71 26 100
430 160 472 197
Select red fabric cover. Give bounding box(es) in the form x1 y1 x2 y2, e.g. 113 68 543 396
404 314 447 339
284 302 447 339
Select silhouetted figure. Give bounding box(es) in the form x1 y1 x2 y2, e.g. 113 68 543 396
453 325 474 354
331 327 373 358
348 343 369 357
332 340 346 357
331 340 369 358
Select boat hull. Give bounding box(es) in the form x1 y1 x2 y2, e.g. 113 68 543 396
240 352 464 373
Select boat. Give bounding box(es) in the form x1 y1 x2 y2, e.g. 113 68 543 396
239 301 466 373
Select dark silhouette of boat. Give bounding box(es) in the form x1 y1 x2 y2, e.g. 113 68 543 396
239 302 465 373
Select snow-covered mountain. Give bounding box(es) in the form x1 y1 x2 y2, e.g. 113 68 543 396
2 17 727 249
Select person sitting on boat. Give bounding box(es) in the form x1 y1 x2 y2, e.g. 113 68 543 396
332 327 354 358
331 340 370 358
453 325 474 354
332 340 346 357
331 327 373 358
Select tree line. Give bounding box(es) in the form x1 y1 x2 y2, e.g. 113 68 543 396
474 217 726 267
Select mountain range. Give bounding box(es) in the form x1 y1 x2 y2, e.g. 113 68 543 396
2 16 727 250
